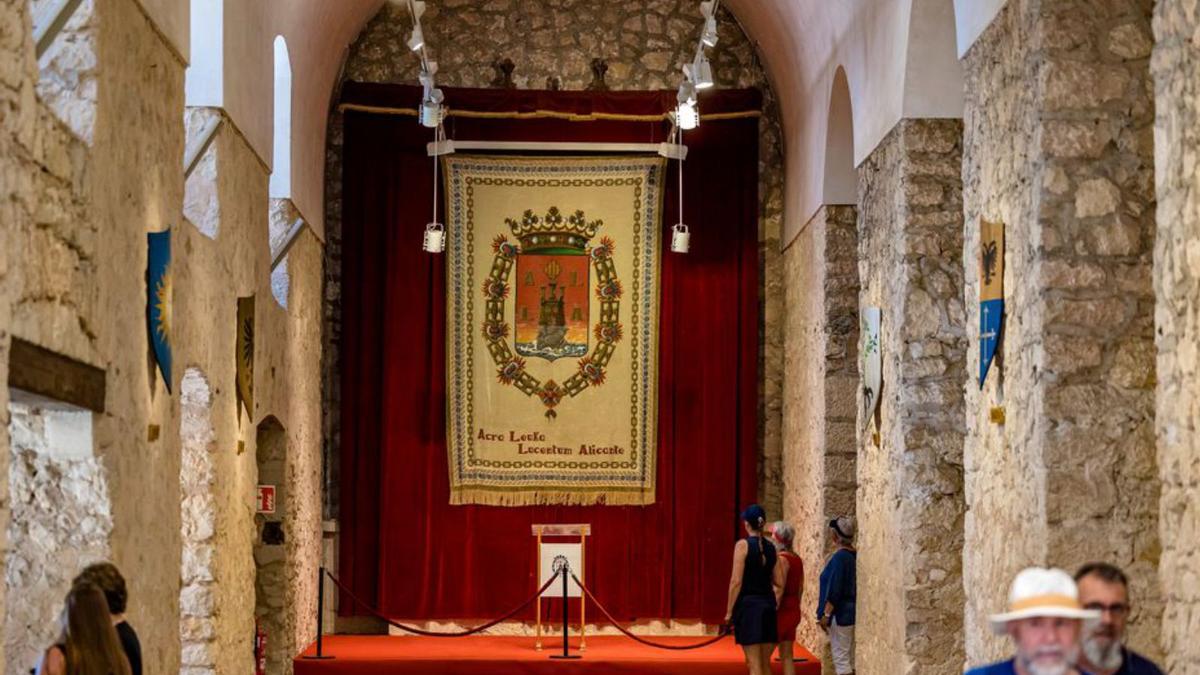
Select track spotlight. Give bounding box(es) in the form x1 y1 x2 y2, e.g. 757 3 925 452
407 23 425 51
692 52 714 90
676 81 699 130
406 0 427 51
676 100 699 131
423 222 445 253
671 223 690 254
700 1 719 47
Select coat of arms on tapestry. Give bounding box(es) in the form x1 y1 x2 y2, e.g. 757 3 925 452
443 155 666 506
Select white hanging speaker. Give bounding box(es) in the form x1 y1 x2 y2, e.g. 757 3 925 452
423 222 445 253
671 223 690 254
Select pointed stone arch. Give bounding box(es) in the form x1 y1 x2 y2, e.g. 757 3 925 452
254 415 292 674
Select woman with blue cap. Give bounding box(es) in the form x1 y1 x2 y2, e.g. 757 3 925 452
724 504 782 675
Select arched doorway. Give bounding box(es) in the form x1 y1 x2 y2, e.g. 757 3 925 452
254 416 290 673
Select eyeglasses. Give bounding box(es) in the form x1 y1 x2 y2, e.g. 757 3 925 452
1083 602 1131 617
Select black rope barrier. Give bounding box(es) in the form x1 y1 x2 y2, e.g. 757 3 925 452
325 569 560 637
569 572 731 650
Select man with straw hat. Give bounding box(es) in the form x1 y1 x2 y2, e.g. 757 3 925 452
967 567 1102 675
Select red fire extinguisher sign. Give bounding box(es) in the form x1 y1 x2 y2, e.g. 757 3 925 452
255 619 267 675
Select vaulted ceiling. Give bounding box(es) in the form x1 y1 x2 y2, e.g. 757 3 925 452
143 0 1002 243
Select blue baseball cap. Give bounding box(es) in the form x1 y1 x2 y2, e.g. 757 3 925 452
741 504 766 524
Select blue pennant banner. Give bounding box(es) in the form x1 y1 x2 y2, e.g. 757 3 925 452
980 298 1003 388
147 228 172 393
978 219 1004 388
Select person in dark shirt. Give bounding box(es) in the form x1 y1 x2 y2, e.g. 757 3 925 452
816 516 856 675
966 567 1100 675
1074 563 1165 675
73 563 142 675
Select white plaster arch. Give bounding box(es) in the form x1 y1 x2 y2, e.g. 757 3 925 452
823 66 856 206
270 35 292 200
719 0 964 245
256 0 974 243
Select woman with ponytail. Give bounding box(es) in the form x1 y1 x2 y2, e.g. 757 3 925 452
724 504 782 675
36 582 132 675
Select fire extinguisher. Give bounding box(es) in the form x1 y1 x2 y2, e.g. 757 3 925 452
254 618 267 675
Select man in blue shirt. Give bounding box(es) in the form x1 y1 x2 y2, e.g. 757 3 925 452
966 567 1101 675
1074 563 1164 675
817 516 856 675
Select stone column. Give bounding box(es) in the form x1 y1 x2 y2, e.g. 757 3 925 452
0 2 38 667
1150 2 1200 672
782 204 859 671
855 119 967 675
961 0 1160 665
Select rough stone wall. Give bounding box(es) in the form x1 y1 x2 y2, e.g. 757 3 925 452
322 0 786 521
1150 1 1200 671
0 0 37 667
960 4 1047 661
30 0 97 145
179 368 218 674
177 102 324 675
856 119 966 675
782 204 859 671
0 1 324 672
3 0 187 671
961 0 1161 665
6 400 110 675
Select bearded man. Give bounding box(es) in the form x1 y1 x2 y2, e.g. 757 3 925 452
966 567 1101 675
1074 563 1163 675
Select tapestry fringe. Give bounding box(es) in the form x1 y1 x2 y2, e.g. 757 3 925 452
450 489 656 507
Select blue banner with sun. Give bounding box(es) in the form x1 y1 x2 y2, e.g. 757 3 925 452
147 228 172 393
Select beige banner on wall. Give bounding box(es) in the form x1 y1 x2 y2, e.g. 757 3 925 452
444 155 666 506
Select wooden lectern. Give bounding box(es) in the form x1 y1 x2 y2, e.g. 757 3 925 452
532 523 590 651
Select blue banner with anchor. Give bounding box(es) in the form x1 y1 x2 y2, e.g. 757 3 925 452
979 220 1004 388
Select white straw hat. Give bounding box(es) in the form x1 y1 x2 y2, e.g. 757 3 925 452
988 567 1101 634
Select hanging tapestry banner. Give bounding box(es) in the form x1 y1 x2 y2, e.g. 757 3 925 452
147 228 172 394
444 155 666 507
979 219 1005 388
861 307 881 429
236 295 255 423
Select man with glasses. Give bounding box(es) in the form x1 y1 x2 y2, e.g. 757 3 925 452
1074 563 1163 675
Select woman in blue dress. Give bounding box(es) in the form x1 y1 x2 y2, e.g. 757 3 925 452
724 504 783 675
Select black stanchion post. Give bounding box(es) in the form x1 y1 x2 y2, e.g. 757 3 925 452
549 566 580 660
303 567 334 660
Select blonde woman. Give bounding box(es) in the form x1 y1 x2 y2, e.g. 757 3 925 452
771 521 803 675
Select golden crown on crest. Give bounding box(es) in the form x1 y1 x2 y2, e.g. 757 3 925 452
505 207 602 254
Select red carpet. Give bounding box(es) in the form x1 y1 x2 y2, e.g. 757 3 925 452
295 635 821 674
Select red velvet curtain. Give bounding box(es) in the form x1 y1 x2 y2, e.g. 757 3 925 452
338 83 760 623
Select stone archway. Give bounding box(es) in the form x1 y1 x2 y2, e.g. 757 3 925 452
254 415 291 674
179 367 218 672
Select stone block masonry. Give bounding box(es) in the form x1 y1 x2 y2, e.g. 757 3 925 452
856 118 967 675
961 0 1160 666
1151 1 1200 672
782 204 859 674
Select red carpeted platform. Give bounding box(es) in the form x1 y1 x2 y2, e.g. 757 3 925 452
295 635 821 675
